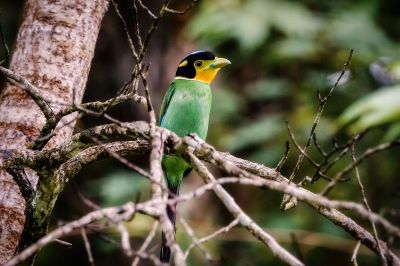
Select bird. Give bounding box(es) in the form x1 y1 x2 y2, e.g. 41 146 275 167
158 51 230 263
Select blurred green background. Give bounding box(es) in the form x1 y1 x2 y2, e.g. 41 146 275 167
1 0 400 265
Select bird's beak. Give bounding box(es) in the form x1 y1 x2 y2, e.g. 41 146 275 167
209 57 231 69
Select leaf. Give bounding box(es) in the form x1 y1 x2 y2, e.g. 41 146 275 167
187 0 321 52
327 8 393 60
337 85 400 133
187 0 271 51
384 122 400 141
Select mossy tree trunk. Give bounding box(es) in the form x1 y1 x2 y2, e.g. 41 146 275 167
0 0 108 264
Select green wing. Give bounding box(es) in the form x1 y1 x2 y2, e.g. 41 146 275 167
159 82 176 126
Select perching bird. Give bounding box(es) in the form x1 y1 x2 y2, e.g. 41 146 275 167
159 51 230 263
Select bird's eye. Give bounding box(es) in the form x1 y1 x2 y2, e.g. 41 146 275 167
195 61 203 67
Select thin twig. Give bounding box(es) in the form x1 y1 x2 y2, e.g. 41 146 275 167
351 144 387 266
138 0 170 62
31 93 146 150
351 241 361 266
290 233 305 263
287 49 353 184
187 150 304 266
132 221 159 266
80 226 95 266
84 134 151 179
275 141 290 172
117 222 133 257
111 0 139 60
183 218 239 260
164 0 198 15
0 13 10 64
133 0 143 50
286 122 320 170
5 200 158 266
71 182 101 210
6 168 34 203
136 0 157 18
322 139 400 195
180 218 213 261
312 133 327 157
53 239 73 247
5 122 400 264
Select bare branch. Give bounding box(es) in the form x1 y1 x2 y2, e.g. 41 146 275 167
181 134 400 264
180 218 213 261
80 226 95 266
71 182 101 210
275 141 290 172
310 131 367 183
286 122 320 170
183 218 239 260
84 135 151 179
136 0 157 19
287 49 353 185
290 233 305 264
164 0 198 15
138 0 171 62
131 221 159 266
351 144 387 266
31 93 146 150
111 0 139 60
0 14 10 64
322 138 400 195
187 151 304 266
53 239 72 247
132 0 143 50
6 168 34 203
351 241 361 266
3 122 400 264
117 222 133 257
312 132 327 157
5 200 159 266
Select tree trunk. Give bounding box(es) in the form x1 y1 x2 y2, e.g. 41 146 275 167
0 0 108 263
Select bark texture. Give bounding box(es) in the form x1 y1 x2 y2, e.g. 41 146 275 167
0 0 108 263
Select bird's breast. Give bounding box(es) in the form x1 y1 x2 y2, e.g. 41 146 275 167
162 86 212 139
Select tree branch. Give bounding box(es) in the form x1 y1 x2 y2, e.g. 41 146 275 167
187 151 304 266
3 122 400 264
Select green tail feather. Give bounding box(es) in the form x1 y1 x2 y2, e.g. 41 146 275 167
162 155 191 189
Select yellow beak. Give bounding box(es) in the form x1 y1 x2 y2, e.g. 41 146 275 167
209 57 231 69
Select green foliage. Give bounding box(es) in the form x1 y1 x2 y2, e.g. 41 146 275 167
187 0 400 264
188 0 400 149
338 85 400 134
188 0 321 52
326 8 394 60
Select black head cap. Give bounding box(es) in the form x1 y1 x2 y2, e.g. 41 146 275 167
176 51 216 78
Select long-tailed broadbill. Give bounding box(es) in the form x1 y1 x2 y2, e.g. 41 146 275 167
159 51 230 263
